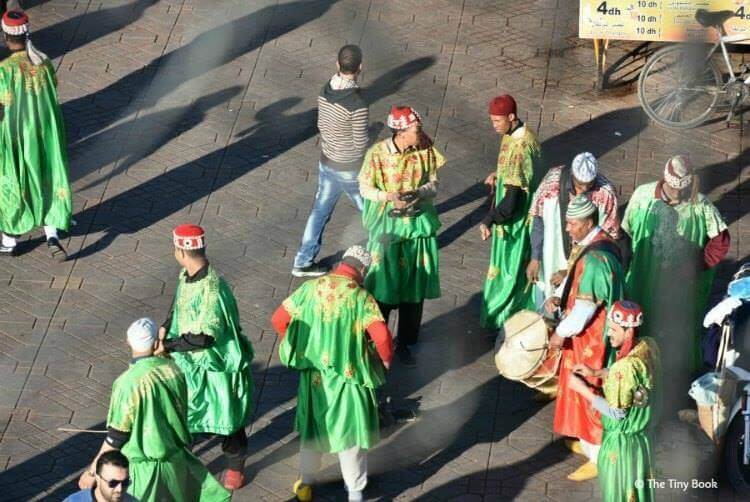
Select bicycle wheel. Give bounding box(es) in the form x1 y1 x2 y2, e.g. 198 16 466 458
638 44 723 129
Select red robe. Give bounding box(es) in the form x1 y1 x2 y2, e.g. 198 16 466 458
552 230 623 445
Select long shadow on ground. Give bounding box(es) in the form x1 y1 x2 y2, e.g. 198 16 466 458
60 1 339 146
68 57 435 258
304 294 553 499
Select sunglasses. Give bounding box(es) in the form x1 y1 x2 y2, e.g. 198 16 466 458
98 475 130 489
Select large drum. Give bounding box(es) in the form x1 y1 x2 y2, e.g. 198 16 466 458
494 310 561 395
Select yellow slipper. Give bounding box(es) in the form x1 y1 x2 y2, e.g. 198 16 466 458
564 439 585 456
293 479 313 502
567 461 598 481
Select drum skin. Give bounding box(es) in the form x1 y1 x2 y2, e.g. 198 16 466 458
495 310 560 392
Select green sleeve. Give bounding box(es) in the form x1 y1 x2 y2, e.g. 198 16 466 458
361 293 385 328
621 197 635 236
701 199 728 238
576 252 617 304
603 358 638 409
106 377 136 433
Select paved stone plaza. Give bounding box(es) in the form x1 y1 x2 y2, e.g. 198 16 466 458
0 0 749 500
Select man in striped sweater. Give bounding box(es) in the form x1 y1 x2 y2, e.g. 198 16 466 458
292 45 369 277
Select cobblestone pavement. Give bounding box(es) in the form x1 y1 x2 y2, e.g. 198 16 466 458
0 1 748 501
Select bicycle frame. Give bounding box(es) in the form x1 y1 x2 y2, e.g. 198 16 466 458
709 33 750 83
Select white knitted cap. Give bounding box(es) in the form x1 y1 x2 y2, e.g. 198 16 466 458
126 318 158 352
343 245 372 268
571 152 598 183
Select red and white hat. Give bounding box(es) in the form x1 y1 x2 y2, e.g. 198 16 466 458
608 300 643 328
173 224 205 250
387 106 421 130
664 155 693 190
2 10 29 36
1 10 48 66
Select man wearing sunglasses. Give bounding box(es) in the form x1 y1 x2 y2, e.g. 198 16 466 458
64 450 136 502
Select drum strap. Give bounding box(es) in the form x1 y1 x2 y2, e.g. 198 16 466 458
559 237 621 308
558 167 572 257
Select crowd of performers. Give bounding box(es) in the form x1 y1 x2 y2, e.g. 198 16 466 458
0 7 730 501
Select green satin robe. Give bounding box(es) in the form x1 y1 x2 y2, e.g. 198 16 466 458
166 266 255 435
0 52 72 234
280 273 386 452
359 139 445 304
480 127 542 329
107 357 230 502
623 182 727 372
598 337 661 502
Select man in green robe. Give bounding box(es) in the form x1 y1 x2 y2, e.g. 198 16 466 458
156 223 255 490
77 317 230 502
0 10 71 260
479 94 543 330
271 245 393 502
623 155 729 404
569 300 660 502
358 105 444 366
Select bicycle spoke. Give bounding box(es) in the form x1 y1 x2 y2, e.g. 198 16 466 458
639 45 722 128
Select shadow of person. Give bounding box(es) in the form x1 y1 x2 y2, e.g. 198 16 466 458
70 86 243 187
33 0 157 61
412 440 573 501
0 422 105 500
68 57 436 258
60 0 339 143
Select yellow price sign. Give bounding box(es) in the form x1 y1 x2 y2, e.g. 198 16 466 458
579 0 750 42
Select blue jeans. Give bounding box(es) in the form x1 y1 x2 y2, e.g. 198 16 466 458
294 162 364 268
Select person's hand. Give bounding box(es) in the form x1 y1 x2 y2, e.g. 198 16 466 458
548 332 564 350
526 259 541 283
479 223 492 241
544 296 561 314
78 470 96 490
153 340 166 356
484 172 497 187
573 363 595 378
568 374 589 395
158 326 166 341
387 192 408 209
550 270 567 287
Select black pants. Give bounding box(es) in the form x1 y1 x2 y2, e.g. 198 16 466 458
221 427 248 470
377 301 424 347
